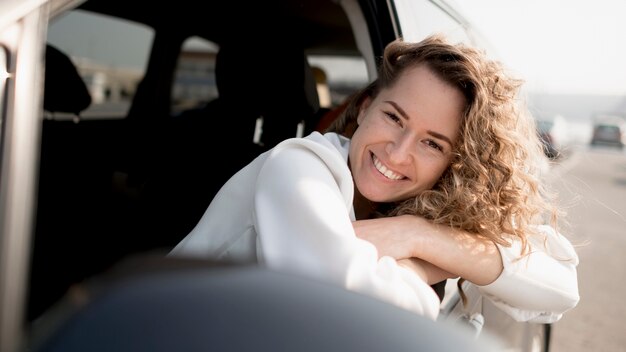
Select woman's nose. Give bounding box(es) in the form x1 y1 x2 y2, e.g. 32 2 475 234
386 134 414 165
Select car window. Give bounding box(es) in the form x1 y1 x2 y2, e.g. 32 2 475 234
598 125 618 132
307 55 368 108
46 9 153 120
392 0 472 44
171 37 219 115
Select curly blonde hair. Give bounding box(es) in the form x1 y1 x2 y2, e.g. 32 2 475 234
326 34 561 252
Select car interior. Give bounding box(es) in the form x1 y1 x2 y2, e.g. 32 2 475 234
29 0 393 323
0 1 553 350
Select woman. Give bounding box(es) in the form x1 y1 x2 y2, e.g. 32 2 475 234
169 35 579 322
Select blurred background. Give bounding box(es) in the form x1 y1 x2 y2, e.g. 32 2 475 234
458 0 626 148
457 1 626 351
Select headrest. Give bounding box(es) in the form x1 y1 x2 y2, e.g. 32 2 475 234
43 44 92 115
214 41 319 118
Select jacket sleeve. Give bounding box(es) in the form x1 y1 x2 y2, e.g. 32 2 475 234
477 225 580 323
253 139 441 320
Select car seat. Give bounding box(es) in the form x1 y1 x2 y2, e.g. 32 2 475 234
137 38 322 247
176 39 320 146
42 44 92 117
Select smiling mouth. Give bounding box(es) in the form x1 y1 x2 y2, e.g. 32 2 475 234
371 153 406 180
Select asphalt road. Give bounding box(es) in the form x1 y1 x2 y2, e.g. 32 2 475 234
547 145 626 352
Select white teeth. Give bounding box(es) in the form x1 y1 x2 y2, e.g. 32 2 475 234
372 155 404 180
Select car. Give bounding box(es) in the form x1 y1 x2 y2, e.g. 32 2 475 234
590 116 625 149
537 119 560 159
536 114 569 160
0 0 550 351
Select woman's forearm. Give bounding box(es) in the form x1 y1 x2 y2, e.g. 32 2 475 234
353 215 503 285
354 216 579 322
397 257 457 285
407 216 503 286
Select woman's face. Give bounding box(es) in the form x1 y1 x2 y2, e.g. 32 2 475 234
349 64 465 203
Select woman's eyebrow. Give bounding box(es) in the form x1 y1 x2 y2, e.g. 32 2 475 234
384 100 409 120
427 131 453 146
384 100 453 146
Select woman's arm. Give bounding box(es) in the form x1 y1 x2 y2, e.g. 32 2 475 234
354 215 580 323
477 224 580 323
396 257 456 285
353 215 503 285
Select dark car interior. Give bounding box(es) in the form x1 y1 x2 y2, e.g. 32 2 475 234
29 0 396 323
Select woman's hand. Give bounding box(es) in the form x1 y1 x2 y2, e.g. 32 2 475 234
353 214 503 286
353 216 457 285
352 215 427 259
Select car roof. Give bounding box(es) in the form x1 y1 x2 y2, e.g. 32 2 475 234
74 0 361 56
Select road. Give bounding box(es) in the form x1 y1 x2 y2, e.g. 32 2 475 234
547 145 626 352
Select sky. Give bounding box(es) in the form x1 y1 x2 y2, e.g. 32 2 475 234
454 0 626 96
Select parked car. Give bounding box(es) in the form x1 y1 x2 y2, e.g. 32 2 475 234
590 116 625 149
537 115 570 160
0 0 550 351
537 119 560 159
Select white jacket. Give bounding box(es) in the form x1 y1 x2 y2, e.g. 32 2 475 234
169 132 579 322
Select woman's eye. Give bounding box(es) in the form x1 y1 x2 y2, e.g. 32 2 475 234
425 140 443 152
384 111 402 125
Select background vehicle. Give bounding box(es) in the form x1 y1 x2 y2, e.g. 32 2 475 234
536 115 568 160
0 0 549 351
538 119 559 159
590 115 626 149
